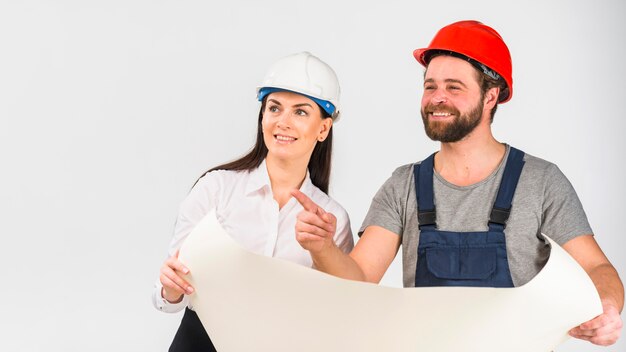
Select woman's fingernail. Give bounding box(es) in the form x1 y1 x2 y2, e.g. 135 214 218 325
187 287 194 293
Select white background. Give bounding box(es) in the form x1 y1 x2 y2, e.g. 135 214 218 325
1 0 624 351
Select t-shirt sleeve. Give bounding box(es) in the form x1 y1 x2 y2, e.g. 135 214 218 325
358 166 409 237
540 164 593 245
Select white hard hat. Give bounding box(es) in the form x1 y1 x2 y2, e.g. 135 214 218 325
257 52 341 121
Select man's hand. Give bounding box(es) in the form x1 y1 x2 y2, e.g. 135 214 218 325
569 299 623 346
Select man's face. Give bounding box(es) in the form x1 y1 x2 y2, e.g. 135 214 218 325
420 55 486 143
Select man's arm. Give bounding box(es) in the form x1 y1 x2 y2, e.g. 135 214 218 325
292 190 401 283
564 234 624 346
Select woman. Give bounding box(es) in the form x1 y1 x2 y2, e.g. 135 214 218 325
152 52 354 351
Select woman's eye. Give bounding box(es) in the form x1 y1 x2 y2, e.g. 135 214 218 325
295 109 308 117
268 105 279 113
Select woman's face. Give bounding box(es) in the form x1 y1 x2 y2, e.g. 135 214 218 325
261 90 332 165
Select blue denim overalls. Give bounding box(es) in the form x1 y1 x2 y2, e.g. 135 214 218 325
413 147 525 287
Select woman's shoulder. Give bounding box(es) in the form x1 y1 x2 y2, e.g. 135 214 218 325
306 185 350 222
193 168 251 189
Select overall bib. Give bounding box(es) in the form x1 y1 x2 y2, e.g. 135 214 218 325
413 147 525 288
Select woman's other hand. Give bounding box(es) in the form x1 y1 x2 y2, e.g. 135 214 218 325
159 250 194 303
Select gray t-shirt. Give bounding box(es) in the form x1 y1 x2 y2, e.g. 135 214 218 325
359 145 593 288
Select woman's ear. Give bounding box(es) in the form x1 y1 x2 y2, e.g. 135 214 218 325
317 118 333 142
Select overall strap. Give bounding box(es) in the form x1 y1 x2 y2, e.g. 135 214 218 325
413 153 437 230
488 147 526 232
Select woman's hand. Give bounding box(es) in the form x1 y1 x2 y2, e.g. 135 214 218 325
291 189 337 254
159 250 194 303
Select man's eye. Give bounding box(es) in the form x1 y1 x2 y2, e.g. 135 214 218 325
424 86 435 90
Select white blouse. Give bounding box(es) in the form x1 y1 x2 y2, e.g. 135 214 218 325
153 160 354 313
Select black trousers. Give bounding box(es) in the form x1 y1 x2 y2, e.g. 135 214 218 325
169 308 217 352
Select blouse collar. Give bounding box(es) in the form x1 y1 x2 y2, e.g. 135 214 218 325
245 159 313 196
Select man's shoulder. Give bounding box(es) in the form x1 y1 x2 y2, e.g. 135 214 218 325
391 162 417 177
519 150 560 177
379 162 421 189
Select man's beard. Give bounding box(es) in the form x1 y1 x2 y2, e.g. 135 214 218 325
420 100 483 143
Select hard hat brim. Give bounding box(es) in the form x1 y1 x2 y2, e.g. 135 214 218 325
413 48 429 67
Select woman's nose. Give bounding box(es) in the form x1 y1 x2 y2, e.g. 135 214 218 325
276 112 291 128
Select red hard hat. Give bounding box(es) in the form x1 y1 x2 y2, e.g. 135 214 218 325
413 20 513 103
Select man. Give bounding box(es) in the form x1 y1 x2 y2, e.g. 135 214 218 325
292 20 623 346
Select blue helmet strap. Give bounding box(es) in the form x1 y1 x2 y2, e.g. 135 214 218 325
257 87 336 117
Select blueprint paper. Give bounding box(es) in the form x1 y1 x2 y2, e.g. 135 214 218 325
178 212 602 352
